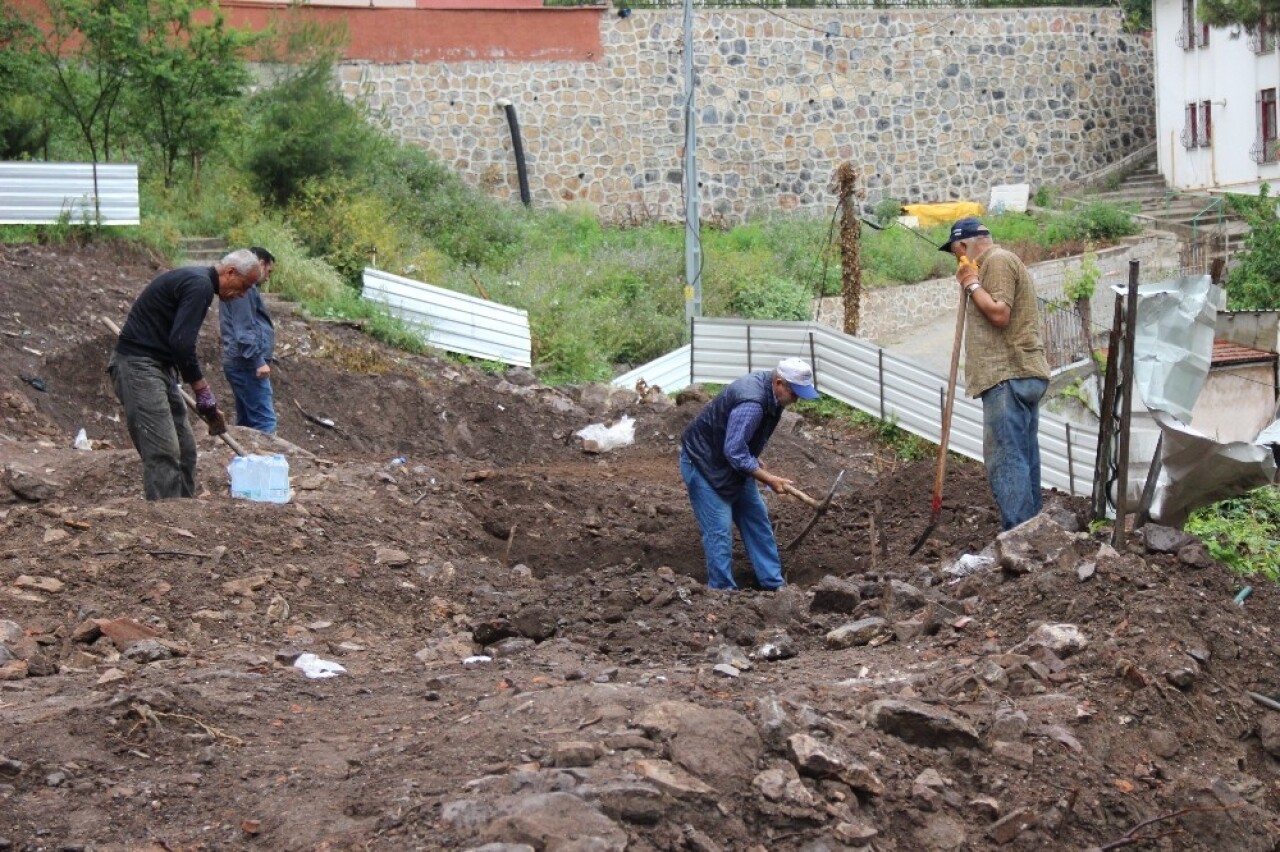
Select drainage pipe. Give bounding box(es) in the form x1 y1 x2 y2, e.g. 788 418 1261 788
497 99 531 207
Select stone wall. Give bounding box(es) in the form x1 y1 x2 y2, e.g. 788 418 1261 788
340 8 1153 225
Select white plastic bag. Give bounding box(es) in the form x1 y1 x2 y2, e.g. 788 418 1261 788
73 428 92 450
294 652 346 679
575 415 635 453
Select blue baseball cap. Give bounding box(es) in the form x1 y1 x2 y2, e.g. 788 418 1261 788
939 217 990 253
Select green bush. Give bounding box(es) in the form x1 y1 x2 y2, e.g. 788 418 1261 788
860 224 951 286
243 60 378 206
1224 188 1280 309
1044 201 1140 244
0 93 49 159
872 196 903 225
470 240 684 380
700 246 812 321
363 140 523 270
287 175 419 287
226 215 346 304
141 160 259 241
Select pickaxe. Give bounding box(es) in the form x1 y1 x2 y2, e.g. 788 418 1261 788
781 469 845 552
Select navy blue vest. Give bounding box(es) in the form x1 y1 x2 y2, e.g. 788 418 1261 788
681 370 782 499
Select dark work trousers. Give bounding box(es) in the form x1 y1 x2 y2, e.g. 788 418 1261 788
108 352 198 500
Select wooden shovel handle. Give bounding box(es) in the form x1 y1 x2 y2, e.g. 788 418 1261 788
931 293 968 513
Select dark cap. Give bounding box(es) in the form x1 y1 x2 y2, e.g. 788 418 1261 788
939 217 990 253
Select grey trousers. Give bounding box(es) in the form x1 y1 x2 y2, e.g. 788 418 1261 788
108 352 197 500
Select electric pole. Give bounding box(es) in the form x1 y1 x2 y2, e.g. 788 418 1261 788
682 0 702 328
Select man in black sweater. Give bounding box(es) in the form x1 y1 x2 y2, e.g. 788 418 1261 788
109 249 261 500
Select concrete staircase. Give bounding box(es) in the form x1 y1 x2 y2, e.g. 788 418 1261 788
179 236 228 265
1077 158 1249 263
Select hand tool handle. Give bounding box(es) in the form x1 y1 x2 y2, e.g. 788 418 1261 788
101 315 248 457
931 292 968 516
780 482 820 509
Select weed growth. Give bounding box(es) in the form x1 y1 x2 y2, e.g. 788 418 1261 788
1185 486 1280 580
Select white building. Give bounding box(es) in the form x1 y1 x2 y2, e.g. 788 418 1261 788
1154 0 1280 195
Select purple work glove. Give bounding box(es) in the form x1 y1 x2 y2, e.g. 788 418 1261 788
194 386 218 418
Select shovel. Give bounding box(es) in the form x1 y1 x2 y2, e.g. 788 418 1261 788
908 291 968 556
781 469 845 552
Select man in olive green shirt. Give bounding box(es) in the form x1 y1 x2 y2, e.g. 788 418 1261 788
941 217 1051 530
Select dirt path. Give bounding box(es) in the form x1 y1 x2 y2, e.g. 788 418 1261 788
1 241 1277 851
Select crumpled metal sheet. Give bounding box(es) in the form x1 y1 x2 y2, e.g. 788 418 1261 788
1130 274 1220 424
1148 410 1277 527
1126 274 1278 525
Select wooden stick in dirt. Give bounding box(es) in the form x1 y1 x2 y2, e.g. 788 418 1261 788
504 525 517 567
1098 803 1243 851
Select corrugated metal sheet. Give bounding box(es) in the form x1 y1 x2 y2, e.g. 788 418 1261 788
361 268 532 367
0 162 140 225
612 345 693 393
648 317 1100 497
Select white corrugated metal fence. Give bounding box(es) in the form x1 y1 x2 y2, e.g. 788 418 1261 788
613 317 1097 498
361 268 532 368
0 162 140 225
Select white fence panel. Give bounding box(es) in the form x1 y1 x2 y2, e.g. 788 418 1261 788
361 268 531 368
681 317 1097 498
612 345 692 393
0 162 140 225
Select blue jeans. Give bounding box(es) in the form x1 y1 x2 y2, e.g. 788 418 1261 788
680 451 785 591
223 364 277 435
980 377 1048 531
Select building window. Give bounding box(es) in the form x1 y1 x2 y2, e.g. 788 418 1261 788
1249 12 1276 53
1200 100 1212 147
1254 88 1279 164
1178 0 1198 48
1182 102 1199 148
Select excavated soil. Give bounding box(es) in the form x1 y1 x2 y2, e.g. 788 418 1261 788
1 240 1278 852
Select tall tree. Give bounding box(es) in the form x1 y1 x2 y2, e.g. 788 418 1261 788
1199 0 1278 29
123 0 256 186
24 0 139 166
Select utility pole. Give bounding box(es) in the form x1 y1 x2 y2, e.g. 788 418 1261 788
682 0 702 328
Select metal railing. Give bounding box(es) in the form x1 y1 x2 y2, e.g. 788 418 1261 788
1248 27 1277 54
1251 137 1280 164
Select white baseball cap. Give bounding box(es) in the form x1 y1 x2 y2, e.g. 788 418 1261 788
777 357 819 399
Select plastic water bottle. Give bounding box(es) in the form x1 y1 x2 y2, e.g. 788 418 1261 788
228 454 290 503
263 454 291 503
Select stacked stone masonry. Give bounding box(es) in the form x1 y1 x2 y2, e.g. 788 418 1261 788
339 9 1153 225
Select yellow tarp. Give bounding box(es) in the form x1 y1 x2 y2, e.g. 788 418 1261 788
902 201 985 228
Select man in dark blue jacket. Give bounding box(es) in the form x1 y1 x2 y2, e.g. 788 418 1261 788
679 357 819 590
109 250 261 500
219 247 278 435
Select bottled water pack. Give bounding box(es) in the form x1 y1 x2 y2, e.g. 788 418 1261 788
228 454 291 503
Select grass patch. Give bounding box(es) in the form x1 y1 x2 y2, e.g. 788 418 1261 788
792 396 933 462
1185 486 1280 581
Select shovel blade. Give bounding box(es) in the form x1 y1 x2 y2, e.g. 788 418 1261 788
908 508 942 556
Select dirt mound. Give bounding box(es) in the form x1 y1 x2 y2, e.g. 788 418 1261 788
1 241 1277 851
